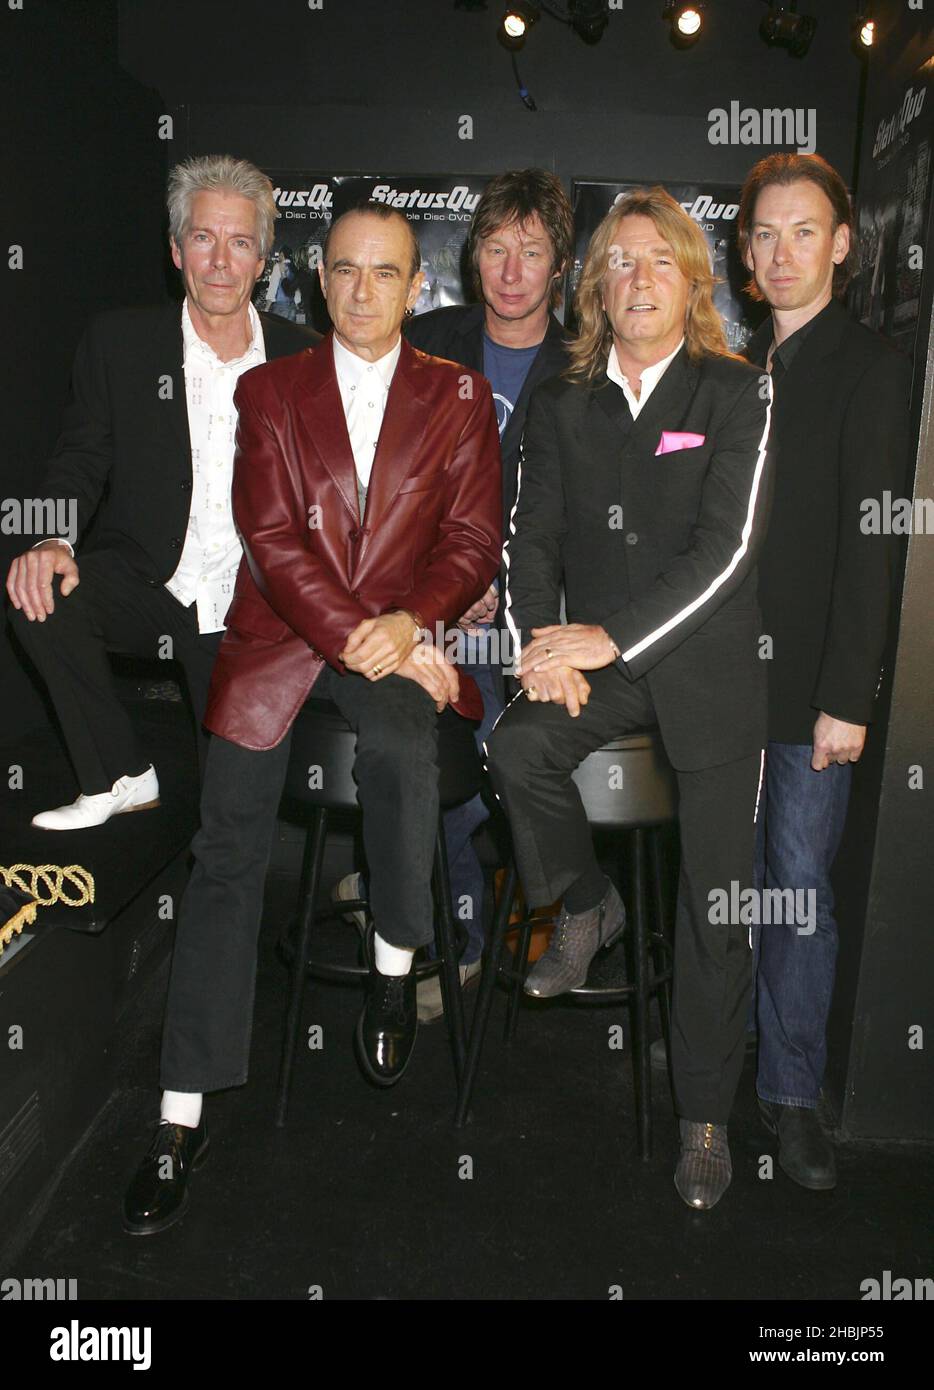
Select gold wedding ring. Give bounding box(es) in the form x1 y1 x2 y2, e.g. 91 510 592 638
373 664 383 677
546 647 554 658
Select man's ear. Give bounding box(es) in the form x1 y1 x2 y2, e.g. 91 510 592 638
317 261 327 298
407 269 425 309
170 238 182 271
832 221 851 265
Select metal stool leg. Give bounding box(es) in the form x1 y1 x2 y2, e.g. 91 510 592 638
631 828 652 1160
455 859 518 1127
432 822 467 1085
505 914 532 1043
275 807 328 1127
648 828 673 1056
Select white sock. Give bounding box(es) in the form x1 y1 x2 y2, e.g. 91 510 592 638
373 931 415 976
160 1090 203 1128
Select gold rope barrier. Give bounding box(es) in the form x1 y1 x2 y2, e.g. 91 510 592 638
0 865 95 955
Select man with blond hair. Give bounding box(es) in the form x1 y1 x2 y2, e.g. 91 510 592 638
6 155 316 829
487 188 774 1209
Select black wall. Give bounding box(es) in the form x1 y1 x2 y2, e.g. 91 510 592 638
118 0 864 187
1 0 167 735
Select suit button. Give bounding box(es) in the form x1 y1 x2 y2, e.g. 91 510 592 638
170 537 183 550
348 527 360 542
625 532 638 546
352 590 361 600
180 480 192 493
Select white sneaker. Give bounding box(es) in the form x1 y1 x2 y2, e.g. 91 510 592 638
32 765 160 830
417 959 482 1024
330 872 369 934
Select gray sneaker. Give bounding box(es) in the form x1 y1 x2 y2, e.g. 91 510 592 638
674 1119 732 1210
331 872 368 935
523 881 626 999
417 959 482 1024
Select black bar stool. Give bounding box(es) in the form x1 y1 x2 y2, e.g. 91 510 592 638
455 731 678 1158
275 693 482 1126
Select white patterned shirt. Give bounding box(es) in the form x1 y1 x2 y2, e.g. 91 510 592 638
165 300 266 632
332 333 402 492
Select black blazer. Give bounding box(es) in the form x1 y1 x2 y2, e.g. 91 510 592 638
36 303 318 584
746 299 912 743
404 302 569 529
505 347 774 772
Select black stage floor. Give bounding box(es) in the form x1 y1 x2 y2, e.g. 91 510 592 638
8 867 932 1303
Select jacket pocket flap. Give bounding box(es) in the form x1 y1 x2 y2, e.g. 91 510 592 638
224 591 293 642
397 471 446 495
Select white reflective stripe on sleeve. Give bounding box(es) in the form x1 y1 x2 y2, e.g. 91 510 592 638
753 746 766 824
621 379 773 664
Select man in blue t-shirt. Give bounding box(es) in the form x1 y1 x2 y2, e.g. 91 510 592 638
330 171 573 1021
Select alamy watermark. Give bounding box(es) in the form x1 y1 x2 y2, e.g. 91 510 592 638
708 881 816 935
708 102 816 153
416 621 517 670
860 492 934 535
1 497 77 546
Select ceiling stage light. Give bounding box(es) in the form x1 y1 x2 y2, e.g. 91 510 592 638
664 3 705 48
760 2 817 59
569 0 610 45
500 2 541 48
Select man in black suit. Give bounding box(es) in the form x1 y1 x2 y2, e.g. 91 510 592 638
6 155 317 829
335 170 572 1021
739 154 911 1190
486 188 773 1210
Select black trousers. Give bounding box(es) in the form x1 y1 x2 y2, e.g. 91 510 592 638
10 549 222 793
486 665 762 1124
159 665 443 1093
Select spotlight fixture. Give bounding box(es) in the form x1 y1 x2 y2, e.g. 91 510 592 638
569 0 609 45
759 2 817 59
853 7 876 49
664 3 705 49
499 2 541 49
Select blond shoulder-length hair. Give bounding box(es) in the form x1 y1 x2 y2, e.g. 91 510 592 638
566 186 733 383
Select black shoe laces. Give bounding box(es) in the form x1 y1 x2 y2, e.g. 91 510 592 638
382 975 409 1024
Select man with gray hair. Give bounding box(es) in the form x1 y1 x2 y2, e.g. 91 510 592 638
6 155 317 829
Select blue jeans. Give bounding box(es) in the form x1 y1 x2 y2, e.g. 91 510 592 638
439 638 504 965
753 742 853 1108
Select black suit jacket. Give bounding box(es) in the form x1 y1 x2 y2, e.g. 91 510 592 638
36 302 318 584
746 299 912 743
505 348 774 771
404 303 569 529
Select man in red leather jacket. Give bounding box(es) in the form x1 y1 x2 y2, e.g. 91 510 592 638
123 205 501 1236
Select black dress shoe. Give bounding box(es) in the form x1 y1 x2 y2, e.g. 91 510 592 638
355 968 417 1087
122 1116 210 1235
759 1099 836 1190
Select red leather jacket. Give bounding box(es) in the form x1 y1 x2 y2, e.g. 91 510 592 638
204 332 502 750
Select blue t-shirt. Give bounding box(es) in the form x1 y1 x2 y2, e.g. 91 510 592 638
482 333 540 439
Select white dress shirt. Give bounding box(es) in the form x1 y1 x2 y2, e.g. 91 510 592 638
165 300 266 633
332 333 402 493
606 338 684 420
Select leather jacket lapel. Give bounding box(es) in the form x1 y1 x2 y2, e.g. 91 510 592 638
296 334 360 524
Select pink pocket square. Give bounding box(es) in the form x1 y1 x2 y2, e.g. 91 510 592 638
655 431 706 456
